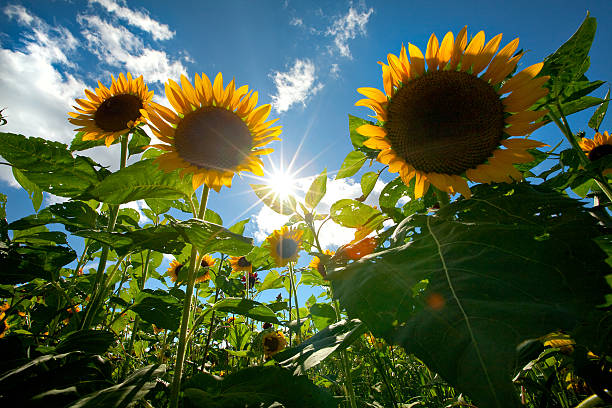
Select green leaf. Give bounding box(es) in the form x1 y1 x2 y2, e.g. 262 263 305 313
0 244 76 284
56 330 115 354
75 225 185 256
379 176 409 221
67 364 165 408
91 159 193 204
70 131 114 151
514 149 548 174
127 127 151 157
335 151 366 180
259 269 284 292
170 218 253 256
541 14 597 98
329 199 385 231
183 366 335 408
12 168 43 211
250 184 296 215
133 290 182 331
331 183 611 408
9 201 100 233
228 219 249 235
144 198 171 215
204 209 223 225
309 303 336 331
360 171 378 199
305 169 327 209
0 133 102 198
212 298 279 324
274 319 365 374
588 89 610 132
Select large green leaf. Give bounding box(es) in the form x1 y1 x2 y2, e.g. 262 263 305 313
0 244 76 284
183 366 335 408
330 183 610 408
335 151 366 180
305 169 327 209
329 199 385 231
0 133 102 198
56 330 116 354
171 218 253 256
74 225 185 256
212 298 279 324
12 168 43 211
588 89 610 132
274 319 365 374
540 14 596 98
9 201 100 233
250 184 296 215
91 159 193 204
67 364 165 408
132 290 182 331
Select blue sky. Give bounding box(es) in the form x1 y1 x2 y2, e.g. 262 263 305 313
1 0 611 275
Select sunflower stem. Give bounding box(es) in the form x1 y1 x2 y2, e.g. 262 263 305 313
549 105 612 204
200 255 224 371
169 185 210 408
81 134 129 329
288 262 302 343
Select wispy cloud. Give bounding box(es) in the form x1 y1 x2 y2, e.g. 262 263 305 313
270 59 323 113
326 6 373 58
78 14 187 83
251 177 385 248
289 17 303 27
89 0 175 41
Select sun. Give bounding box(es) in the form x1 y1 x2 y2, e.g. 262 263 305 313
266 169 298 202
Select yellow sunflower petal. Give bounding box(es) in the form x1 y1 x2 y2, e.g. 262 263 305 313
408 43 425 77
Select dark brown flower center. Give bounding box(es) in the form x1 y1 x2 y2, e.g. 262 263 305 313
588 144 612 162
94 94 143 132
237 256 251 267
264 335 279 351
276 238 298 259
174 107 253 171
201 258 211 267
384 71 505 175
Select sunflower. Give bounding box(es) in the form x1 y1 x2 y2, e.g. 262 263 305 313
356 27 549 199
266 226 303 267
167 259 183 283
230 256 252 272
143 73 281 192
309 250 335 278
262 331 287 359
68 72 153 147
0 303 9 339
579 131 612 174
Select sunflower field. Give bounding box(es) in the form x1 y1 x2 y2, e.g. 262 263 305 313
1 14 612 408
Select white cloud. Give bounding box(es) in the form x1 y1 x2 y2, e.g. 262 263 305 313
251 176 386 249
326 6 373 58
78 14 187 83
89 0 175 41
270 59 323 113
289 17 303 27
0 5 92 185
330 63 340 78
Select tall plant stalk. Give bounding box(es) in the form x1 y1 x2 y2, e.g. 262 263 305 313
169 185 210 408
81 134 129 329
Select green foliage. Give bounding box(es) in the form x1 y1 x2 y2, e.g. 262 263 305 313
127 127 151 157
56 330 116 354
183 366 336 408
91 159 193 204
212 298 279 324
70 131 115 151
305 169 327 208
360 171 378 200
348 114 380 158
336 151 366 179
12 168 43 211
132 290 182 331
274 319 365 374
331 183 611 408
588 88 610 132
170 218 253 256
250 184 297 215
330 198 385 231
0 133 103 198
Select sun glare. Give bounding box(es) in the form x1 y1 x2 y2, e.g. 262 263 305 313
266 169 299 201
